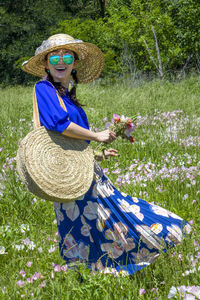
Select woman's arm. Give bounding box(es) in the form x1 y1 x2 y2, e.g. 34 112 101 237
62 122 116 143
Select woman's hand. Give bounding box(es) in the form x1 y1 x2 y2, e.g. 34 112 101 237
94 130 116 143
94 148 118 161
104 148 118 159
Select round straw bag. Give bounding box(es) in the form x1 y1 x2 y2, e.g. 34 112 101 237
16 126 94 202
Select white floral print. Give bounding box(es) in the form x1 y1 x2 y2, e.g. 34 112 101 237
151 204 170 217
96 181 115 198
118 199 144 221
135 224 165 250
132 197 139 203
165 224 184 244
168 211 183 220
151 204 184 220
53 202 64 225
101 222 135 259
150 223 163 234
80 216 94 242
62 201 80 221
83 201 111 232
63 234 89 261
131 248 159 266
183 223 192 234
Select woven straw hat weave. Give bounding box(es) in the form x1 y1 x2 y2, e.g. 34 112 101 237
21 33 104 83
16 126 94 202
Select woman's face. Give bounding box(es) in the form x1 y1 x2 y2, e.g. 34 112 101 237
46 49 75 84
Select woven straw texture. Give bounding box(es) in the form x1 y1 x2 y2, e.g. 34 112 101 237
22 34 104 83
16 126 94 202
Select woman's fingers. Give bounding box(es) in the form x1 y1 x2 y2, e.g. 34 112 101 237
95 130 116 143
104 148 118 158
108 148 118 153
106 130 116 143
109 130 116 140
110 130 116 138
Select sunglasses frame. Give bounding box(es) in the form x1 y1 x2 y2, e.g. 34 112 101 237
49 54 74 65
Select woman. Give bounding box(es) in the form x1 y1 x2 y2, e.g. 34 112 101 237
22 34 191 276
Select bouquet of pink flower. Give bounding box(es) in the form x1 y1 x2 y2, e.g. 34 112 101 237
105 114 136 143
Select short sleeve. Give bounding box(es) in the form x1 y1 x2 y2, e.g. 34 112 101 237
35 81 71 133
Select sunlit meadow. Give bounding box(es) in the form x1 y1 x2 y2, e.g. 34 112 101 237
0 76 200 299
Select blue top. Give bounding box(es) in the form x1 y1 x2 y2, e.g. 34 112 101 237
35 80 90 138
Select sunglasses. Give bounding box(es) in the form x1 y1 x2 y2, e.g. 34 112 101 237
49 54 74 65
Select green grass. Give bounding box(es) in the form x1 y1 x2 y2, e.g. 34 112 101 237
0 76 200 299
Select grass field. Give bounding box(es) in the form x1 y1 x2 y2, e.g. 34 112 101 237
0 76 200 299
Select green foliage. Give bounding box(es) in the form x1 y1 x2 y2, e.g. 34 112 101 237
0 0 200 84
0 77 200 298
0 0 69 85
54 0 200 78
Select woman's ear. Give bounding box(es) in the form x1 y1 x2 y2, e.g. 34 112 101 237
44 60 48 68
74 60 79 68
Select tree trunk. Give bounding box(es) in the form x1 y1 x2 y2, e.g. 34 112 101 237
98 0 105 18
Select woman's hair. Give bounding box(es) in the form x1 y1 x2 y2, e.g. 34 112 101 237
45 52 83 108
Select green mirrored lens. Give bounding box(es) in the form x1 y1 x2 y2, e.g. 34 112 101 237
62 55 74 65
49 55 60 65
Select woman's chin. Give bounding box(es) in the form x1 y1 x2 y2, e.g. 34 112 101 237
53 73 68 82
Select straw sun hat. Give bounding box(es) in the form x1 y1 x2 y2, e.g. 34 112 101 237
16 126 94 203
22 33 104 83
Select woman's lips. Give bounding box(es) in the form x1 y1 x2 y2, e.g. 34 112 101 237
55 67 66 73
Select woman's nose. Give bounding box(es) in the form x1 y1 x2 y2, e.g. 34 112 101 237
59 56 64 63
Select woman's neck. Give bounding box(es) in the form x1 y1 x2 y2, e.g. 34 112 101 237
54 78 70 89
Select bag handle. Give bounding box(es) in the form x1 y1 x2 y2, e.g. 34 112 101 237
33 81 68 130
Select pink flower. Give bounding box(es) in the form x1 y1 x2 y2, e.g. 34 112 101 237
103 168 109 174
112 114 121 123
31 272 43 281
19 270 26 278
105 122 111 129
54 265 61 272
171 251 177 257
39 281 46 288
189 220 194 225
178 254 183 261
61 264 68 272
139 288 146 295
48 246 56 253
127 122 135 130
183 194 189 200
22 238 30 245
151 288 158 293
26 261 32 267
16 280 25 287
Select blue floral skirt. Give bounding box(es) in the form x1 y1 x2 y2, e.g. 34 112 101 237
53 163 191 276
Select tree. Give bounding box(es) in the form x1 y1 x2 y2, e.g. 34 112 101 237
0 0 69 84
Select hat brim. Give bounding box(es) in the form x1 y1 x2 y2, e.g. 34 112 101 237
22 42 104 84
